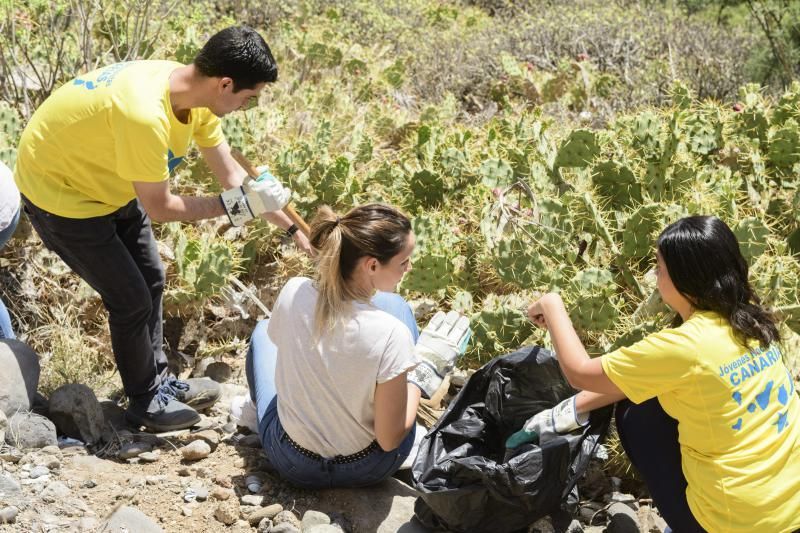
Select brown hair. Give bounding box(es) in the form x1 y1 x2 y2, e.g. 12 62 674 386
310 203 412 336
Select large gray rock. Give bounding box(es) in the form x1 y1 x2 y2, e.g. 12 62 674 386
316 477 429 533
48 384 108 446
0 410 6 444
104 506 164 533
5 412 57 449
0 339 40 416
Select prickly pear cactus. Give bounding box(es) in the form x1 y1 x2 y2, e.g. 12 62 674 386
631 110 662 160
767 120 800 171
173 230 235 300
401 213 460 294
734 217 770 262
684 111 722 156
222 115 246 151
591 160 642 208
736 84 769 144
621 204 661 258
470 293 535 357
408 169 445 207
479 158 514 188
568 268 619 332
553 129 599 168
450 290 474 314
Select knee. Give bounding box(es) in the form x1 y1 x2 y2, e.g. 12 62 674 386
107 294 152 325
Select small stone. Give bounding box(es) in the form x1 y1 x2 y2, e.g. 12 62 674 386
270 524 300 533
0 506 18 524
610 492 637 506
247 503 283 526
211 487 233 501
606 502 640 533
273 510 302 530
82 479 97 489
118 442 152 460
0 448 23 463
256 518 272 533
29 465 50 478
205 361 233 383
195 466 213 478
177 466 192 476
240 494 264 506
182 506 193 517
530 516 555 533
41 481 71 502
302 510 331 529
139 451 160 463
184 488 197 503
214 501 239 526
566 519 584 533
129 477 146 488
187 430 220 451
194 487 209 502
45 458 61 469
41 445 61 455
145 476 165 485
6 412 57 449
104 505 163 532
214 475 232 488
305 526 344 533
180 440 211 461
245 474 262 493
222 422 236 434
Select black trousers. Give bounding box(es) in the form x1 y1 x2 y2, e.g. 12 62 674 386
23 196 167 400
616 398 706 533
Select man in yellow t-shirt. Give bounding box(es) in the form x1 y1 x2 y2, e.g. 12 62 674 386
14 26 312 432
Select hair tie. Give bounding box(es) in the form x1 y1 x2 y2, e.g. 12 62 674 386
334 216 340 227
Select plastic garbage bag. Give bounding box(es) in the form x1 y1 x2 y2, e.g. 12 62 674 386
412 345 612 533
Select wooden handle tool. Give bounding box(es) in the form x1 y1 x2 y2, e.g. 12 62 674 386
230 148 311 237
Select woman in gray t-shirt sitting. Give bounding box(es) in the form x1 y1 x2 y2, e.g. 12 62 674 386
245 203 470 488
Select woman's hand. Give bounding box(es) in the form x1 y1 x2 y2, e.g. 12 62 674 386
527 293 563 328
292 230 315 257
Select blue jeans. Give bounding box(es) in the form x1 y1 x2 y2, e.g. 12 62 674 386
616 398 706 533
245 291 420 489
0 206 20 340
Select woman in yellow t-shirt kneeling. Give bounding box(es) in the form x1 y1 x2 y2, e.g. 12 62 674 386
509 216 800 533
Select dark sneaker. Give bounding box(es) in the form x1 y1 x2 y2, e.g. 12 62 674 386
162 376 221 411
125 389 201 432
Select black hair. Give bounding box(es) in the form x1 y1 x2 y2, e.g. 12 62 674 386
193 26 278 91
657 215 779 348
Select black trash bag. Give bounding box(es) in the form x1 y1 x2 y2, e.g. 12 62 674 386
412 345 612 533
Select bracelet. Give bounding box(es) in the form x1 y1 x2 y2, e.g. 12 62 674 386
285 223 299 237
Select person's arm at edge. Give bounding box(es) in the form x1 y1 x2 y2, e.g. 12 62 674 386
532 293 625 395
373 372 421 451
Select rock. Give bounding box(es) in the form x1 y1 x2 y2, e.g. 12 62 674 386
315 478 426 533
41 481 71 502
29 465 50 478
182 506 193 517
273 510 302 529
302 510 332 529
214 501 240 526
211 487 233 501
222 422 237 434
0 448 22 463
257 518 272 533
241 494 264 506
245 474 262 493
145 475 165 485
180 440 211 461
214 474 232 488
187 429 220 451
609 491 637 507
177 466 192 476
306 526 344 533
139 451 160 463
638 504 668 533
531 516 555 533
0 339 40 416
205 361 232 383
0 411 6 444
195 466 213 478
77 517 99 531
271 524 301 533
6 412 57 448
566 519 584 533
247 503 283 526
194 486 209 502
606 502 640 533
104 505 164 533
0 474 20 496
69 454 114 474
48 384 108 446
118 442 152 460
0 506 18 524
41 445 61 455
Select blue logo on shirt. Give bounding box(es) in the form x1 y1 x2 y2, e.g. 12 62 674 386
73 62 132 90
167 149 184 173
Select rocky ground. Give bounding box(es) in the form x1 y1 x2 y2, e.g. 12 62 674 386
0 337 668 533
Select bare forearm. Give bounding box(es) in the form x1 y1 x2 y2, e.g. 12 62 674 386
261 209 293 231
541 299 593 384
150 194 225 222
574 390 626 414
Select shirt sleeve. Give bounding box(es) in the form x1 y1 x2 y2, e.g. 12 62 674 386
601 326 699 404
192 108 225 148
376 323 419 384
112 105 169 183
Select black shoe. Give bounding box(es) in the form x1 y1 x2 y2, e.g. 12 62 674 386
125 389 201 432
161 376 221 411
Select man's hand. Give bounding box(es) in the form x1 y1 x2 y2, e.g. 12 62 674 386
220 169 291 226
408 311 471 399
505 395 589 449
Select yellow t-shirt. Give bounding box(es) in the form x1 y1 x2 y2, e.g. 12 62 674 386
14 60 224 218
602 311 800 533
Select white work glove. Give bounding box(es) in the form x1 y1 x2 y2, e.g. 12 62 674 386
408 311 472 399
220 167 291 226
505 395 589 448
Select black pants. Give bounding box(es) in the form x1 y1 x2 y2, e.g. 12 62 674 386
23 196 167 401
616 398 706 533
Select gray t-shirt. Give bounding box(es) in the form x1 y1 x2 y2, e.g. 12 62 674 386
0 162 20 232
267 277 418 457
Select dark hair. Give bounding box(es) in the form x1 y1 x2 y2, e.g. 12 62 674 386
309 204 412 334
657 215 779 347
193 26 278 91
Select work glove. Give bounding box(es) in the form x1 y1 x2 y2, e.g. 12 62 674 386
408 311 471 399
504 395 589 449
220 167 291 226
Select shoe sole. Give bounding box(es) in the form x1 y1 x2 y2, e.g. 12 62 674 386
183 393 221 412
125 411 201 433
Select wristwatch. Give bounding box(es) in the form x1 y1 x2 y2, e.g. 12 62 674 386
285 223 299 237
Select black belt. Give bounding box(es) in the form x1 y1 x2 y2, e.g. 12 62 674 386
284 431 380 464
